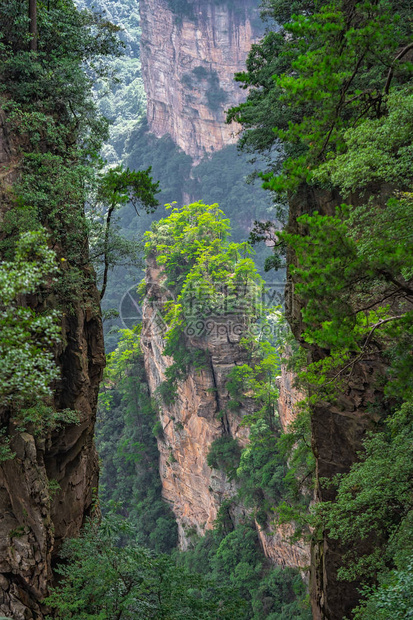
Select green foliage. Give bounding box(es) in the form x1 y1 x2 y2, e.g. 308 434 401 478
227 27 293 161
97 328 178 553
98 203 309 617
125 129 274 250
145 201 264 320
0 230 59 407
97 165 159 214
0 0 124 310
231 0 413 190
318 401 413 583
226 342 313 533
274 193 413 405
216 337 306 528
237 419 286 525
0 0 157 316
227 339 280 414
77 0 146 164
178 521 311 620
89 164 159 298
314 87 413 193
46 512 245 619
48 479 61 497
229 1 413 612
102 131 276 353
152 420 164 440
0 0 120 100
0 0 131 463
352 558 413 619
230 0 413 396
144 202 265 398
16 404 79 437
100 140 276 354
145 201 230 284
0 430 15 463
207 436 241 479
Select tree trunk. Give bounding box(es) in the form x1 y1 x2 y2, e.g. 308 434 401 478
100 202 116 300
29 0 37 51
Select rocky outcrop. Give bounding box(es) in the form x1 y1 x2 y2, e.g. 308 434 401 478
256 521 309 570
139 0 263 162
141 255 309 569
0 107 105 619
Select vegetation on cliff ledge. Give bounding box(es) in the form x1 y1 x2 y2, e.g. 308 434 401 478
143 201 265 402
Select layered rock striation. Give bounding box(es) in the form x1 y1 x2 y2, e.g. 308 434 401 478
141 255 309 569
139 0 263 162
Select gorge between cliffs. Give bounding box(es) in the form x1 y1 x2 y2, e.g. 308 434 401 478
1 0 413 619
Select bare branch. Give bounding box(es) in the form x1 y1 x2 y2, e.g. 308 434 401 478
384 42 413 95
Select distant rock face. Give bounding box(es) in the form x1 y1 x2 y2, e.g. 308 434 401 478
0 109 105 620
141 255 309 569
139 0 263 162
276 358 306 433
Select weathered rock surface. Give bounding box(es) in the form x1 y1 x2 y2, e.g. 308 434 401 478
276 358 306 433
256 521 309 570
0 106 105 619
140 0 263 162
141 256 250 546
141 255 310 570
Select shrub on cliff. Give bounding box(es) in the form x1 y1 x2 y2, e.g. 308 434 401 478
207 435 241 479
178 521 311 620
318 401 413 586
97 327 178 553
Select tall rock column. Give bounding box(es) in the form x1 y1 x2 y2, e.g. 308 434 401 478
0 108 105 620
141 254 310 570
286 185 387 620
139 0 263 162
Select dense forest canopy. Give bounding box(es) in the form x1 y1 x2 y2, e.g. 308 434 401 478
0 0 121 445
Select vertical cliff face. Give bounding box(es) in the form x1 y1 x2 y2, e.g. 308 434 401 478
0 311 103 620
287 186 386 620
141 256 250 546
139 0 262 161
141 256 309 569
0 110 105 620
276 357 306 434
